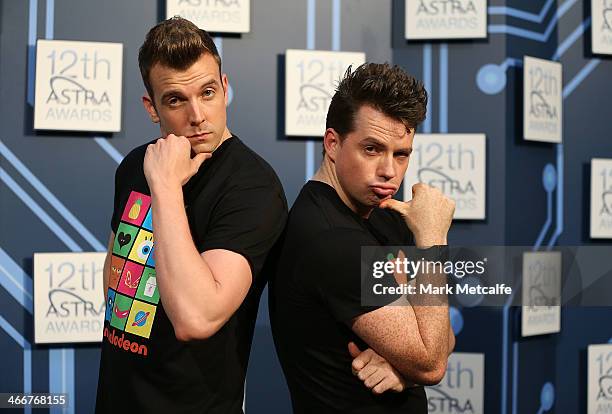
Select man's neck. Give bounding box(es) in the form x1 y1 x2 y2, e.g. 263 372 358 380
312 157 372 219
210 127 233 152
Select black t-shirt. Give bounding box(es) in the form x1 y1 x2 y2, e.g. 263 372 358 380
269 181 427 413
95 136 287 414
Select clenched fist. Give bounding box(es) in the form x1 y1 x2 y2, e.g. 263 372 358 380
144 134 211 190
380 183 454 248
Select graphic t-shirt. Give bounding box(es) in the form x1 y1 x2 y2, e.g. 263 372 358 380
269 181 427 414
95 136 287 414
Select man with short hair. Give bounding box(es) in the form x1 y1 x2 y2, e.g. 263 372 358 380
95 17 287 413
270 63 455 413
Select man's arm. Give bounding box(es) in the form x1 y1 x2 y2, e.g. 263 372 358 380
351 183 455 385
349 342 407 394
144 134 253 341
350 313 456 390
351 292 449 385
102 232 115 303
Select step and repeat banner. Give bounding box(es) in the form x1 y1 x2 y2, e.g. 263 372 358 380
1 0 610 413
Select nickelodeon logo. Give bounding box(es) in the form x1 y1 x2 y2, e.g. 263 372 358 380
104 327 148 356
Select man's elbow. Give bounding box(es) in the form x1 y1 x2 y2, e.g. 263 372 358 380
400 357 448 386
173 317 224 341
415 363 447 386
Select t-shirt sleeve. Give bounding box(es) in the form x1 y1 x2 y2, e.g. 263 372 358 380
195 184 288 278
110 159 127 234
305 230 402 324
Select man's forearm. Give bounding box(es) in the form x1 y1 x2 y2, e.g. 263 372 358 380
410 263 450 371
150 184 224 337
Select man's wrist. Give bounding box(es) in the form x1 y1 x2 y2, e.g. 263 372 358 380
150 180 184 202
149 178 183 195
414 238 447 249
414 245 450 263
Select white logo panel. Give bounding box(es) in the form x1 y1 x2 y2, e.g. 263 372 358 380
166 0 250 33
592 0 612 55
34 252 106 343
521 251 562 337
591 158 612 238
34 40 123 132
523 56 563 143
588 344 612 414
405 0 487 40
427 353 484 414
285 49 366 137
404 134 486 220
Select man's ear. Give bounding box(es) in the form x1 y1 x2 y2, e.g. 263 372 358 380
221 73 229 107
142 94 160 123
323 128 342 162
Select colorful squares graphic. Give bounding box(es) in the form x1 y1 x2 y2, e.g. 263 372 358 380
113 223 138 258
117 261 144 297
135 268 159 305
105 289 116 322
120 192 151 226
125 300 157 339
109 255 125 290
127 229 154 265
110 293 133 330
142 208 153 231
146 246 156 268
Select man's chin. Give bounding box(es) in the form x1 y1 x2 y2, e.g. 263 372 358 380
191 141 219 155
360 195 391 210
374 194 393 204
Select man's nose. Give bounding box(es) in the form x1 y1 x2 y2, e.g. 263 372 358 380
188 100 205 126
378 155 397 180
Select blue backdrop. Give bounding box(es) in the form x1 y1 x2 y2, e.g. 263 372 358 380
1 0 611 413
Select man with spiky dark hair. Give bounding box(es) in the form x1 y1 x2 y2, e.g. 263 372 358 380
95 17 287 413
270 63 455 413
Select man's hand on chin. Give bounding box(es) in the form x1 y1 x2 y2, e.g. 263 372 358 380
144 134 211 190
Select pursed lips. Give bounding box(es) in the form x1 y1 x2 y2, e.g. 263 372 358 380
371 185 397 197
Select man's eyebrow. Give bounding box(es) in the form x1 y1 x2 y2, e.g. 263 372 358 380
397 147 413 155
359 137 386 146
359 137 412 154
199 78 219 89
160 89 184 101
160 79 220 101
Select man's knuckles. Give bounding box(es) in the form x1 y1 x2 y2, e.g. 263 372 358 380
365 377 379 388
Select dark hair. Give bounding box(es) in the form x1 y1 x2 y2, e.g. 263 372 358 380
326 63 428 141
138 16 222 100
